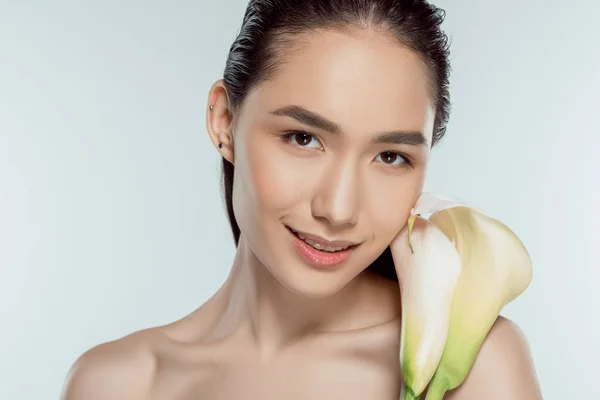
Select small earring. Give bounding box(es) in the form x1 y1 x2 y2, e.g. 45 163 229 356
218 143 223 149
209 105 214 110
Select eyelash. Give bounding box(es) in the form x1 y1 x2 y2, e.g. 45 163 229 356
279 130 414 169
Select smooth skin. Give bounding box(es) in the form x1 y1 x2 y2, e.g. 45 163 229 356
61 27 543 399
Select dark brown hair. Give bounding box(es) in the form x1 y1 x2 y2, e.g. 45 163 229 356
220 0 452 281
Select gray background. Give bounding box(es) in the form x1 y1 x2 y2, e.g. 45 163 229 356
1 0 598 398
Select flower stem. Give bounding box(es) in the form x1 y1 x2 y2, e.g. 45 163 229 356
401 384 420 400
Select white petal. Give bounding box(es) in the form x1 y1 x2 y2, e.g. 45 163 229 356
412 192 468 216
392 216 462 394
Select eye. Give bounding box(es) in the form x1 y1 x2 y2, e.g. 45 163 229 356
281 131 322 149
375 151 410 168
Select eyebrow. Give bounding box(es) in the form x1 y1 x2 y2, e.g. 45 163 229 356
270 105 428 147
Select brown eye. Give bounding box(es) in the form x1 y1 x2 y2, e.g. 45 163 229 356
380 152 399 164
375 151 409 168
282 131 321 149
293 132 313 146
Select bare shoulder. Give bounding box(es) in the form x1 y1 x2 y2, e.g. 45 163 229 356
60 304 220 400
446 315 543 400
60 329 164 400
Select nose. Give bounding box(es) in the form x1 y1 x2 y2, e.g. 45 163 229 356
311 161 361 228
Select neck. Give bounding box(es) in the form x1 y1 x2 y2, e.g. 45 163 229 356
206 234 399 356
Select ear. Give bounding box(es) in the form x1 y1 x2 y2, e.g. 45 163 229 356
206 80 235 164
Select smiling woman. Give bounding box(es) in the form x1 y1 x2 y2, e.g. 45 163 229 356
60 1 542 399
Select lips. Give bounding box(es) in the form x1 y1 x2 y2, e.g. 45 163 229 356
286 226 361 250
286 226 358 267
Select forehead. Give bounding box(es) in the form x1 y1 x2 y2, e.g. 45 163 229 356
243 28 435 137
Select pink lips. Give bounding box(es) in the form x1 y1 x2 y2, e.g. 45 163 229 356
287 227 358 268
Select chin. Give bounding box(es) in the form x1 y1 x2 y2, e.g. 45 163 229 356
277 269 351 299
264 250 357 299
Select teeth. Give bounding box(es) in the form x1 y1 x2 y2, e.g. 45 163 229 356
291 229 350 252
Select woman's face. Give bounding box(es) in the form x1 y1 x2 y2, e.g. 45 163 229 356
226 28 435 297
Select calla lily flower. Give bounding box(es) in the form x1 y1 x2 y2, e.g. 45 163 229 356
391 194 466 400
392 193 533 400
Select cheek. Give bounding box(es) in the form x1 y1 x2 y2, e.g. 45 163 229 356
237 132 310 217
364 170 426 239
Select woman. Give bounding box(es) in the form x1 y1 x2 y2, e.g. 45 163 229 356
62 0 542 398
